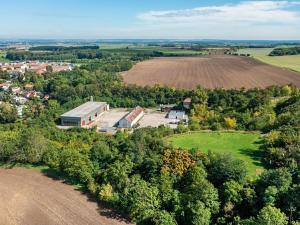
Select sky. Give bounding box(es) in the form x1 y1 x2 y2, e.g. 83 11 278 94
1 0 300 40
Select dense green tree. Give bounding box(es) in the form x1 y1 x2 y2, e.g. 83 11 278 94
121 175 160 223
183 166 220 214
17 129 49 163
102 156 134 191
256 168 292 194
0 102 17 123
151 210 177 225
206 152 247 186
256 206 288 225
59 148 93 183
185 201 211 225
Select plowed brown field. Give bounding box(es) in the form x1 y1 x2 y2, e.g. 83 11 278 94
122 55 300 89
0 168 133 225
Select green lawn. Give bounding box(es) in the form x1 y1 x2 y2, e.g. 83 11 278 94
237 48 300 72
167 131 264 176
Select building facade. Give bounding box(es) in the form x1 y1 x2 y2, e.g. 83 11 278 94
118 106 144 128
60 101 109 127
168 110 188 121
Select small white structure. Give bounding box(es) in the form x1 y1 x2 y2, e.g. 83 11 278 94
168 110 188 121
118 106 144 128
11 86 21 95
16 105 26 117
0 82 11 91
12 96 28 105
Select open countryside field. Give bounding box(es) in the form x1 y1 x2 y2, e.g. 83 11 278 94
122 55 300 89
101 45 206 56
0 168 132 225
237 48 300 72
166 132 263 176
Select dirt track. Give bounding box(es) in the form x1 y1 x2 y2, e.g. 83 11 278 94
0 168 133 225
122 55 300 89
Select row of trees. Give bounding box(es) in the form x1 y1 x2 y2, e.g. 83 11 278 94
6 48 165 62
269 47 300 56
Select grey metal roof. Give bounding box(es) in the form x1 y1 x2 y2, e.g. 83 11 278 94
168 110 186 117
61 101 107 118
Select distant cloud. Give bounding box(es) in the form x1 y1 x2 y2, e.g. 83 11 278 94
134 1 300 39
137 1 300 24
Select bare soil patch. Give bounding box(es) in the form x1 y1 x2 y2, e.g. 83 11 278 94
0 168 133 225
122 55 300 89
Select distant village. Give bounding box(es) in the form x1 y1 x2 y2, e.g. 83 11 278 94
0 61 74 75
0 61 74 117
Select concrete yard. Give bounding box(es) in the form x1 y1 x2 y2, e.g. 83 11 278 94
96 108 178 131
139 109 178 129
97 108 129 128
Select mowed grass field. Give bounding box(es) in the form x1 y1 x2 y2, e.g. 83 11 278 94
167 132 264 176
237 48 300 72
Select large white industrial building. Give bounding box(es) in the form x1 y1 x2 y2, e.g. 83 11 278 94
60 101 109 127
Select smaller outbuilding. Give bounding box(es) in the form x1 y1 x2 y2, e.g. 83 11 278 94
183 98 192 109
160 104 176 112
118 106 144 128
167 110 188 122
24 83 34 91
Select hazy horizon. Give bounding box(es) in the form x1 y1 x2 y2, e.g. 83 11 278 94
1 0 300 40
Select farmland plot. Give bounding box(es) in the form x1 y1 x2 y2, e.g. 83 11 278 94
122 55 300 89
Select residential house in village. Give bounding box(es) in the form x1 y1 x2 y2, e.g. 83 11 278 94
10 86 21 95
24 83 34 91
0 81 11 91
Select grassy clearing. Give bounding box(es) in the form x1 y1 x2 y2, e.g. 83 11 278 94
237 48 300 72
166 131 264 176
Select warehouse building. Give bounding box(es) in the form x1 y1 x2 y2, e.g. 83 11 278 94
118 106 144 128
60 101 109 127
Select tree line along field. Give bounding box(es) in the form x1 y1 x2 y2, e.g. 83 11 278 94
122 55 300 89
166 132 263 177
237 48 300 72
100 44 207 56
